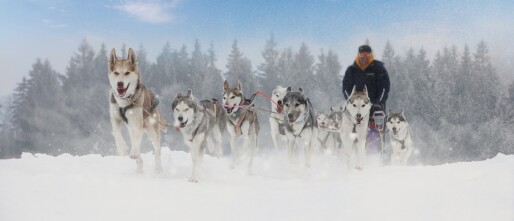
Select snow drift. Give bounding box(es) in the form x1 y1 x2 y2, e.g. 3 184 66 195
0 149 512 221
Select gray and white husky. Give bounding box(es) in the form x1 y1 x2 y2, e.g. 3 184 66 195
269 86 288 151
172 89 226 182
386 110 413 166
340 86 372 170
282 87 318 167
222 80 259 171
108 48 167 173
316 106 343 154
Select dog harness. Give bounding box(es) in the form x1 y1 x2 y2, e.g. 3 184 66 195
111 84 160 124
227 98 259 135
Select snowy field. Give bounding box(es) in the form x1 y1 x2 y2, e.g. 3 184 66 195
1 149 513 221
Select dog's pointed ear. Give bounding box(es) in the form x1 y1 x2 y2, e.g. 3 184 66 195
236 80 243 94
127 48 137 64
401 109 404 116
340 105 344 111
363 85 368 95
351 85 357 96
330 106 335 112
299 87 304 94
286 87 291 93
388 109 392 115
223 80 230 92
175 93 182 99
108 49 117 70
187 89 192 97
109 48 117 63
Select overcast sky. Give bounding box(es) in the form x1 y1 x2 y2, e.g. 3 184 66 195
1 0 513 96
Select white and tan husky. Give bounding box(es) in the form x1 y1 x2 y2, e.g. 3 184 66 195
386 110 414 165
108 48 167 173
222 80 259 171
340 86 371 171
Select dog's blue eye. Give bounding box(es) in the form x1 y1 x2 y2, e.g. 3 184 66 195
114 72 119 76
361 104 365 107
231 96 235 99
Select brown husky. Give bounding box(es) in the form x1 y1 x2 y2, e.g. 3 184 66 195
108 48 167 173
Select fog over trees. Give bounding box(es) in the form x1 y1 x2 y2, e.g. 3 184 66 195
0 37 512 164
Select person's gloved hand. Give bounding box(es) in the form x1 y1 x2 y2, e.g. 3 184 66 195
372 103 384 110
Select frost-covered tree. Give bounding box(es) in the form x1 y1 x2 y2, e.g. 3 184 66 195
224 39 256 95
278 47 295 86
257 34 281 94
315 49 342 106
293 43 314 89
204 42 224 98
190 40 209 98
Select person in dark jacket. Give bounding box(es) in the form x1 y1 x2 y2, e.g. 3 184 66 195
342 45 390 117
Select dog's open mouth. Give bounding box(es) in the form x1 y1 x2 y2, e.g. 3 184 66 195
392 129 398 135
225 107 235 114
356 117 363 124
179 119 188 128
288 118 297 124
276 104 283 113
117 83 130 97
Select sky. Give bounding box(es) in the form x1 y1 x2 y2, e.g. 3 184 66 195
1 0 513 96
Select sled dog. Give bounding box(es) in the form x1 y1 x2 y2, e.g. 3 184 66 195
172 89 226 182
222 80 259 171
316 106 343 154
386 110 413 166
340 86 371 170
282 87 317 167
108 48 167 173
269 86 288 150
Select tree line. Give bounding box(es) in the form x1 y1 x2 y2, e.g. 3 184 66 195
0 36 512 164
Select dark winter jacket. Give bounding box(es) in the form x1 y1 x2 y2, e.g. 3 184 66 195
342 57 390 107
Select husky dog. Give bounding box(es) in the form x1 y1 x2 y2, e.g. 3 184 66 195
269 86 288 150
316 106 344 154
340 86 372 170
282 87 318 167
386 110 413 166
108 48 167 173
172 89 226 182
222 80 259 171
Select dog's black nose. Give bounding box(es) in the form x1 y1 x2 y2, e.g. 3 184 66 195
334 123 339 128
277 100 283 105
117 82 124 88
288 113 293 119
178 116 183 122
392 127 397 131
356 113 361 118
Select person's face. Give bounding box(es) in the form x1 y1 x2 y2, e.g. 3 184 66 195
358 51 370 65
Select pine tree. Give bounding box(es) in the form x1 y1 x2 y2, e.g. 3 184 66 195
225 39 256 95
204 42 223 98
472 40 500 123
190 40 208 97
293 43 314 89
315 49 342 106
257 34 281 94
278 47 295 86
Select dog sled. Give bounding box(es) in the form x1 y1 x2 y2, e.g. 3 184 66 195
368 110 387 160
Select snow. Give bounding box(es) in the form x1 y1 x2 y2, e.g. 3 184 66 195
0 149 513 221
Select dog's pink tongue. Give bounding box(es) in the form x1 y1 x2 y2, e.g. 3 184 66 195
117 88 126 96
277 105 282 113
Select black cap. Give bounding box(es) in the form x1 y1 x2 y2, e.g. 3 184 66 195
358 45 372 53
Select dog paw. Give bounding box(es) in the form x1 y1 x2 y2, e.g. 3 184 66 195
129 151 140 159
188 178 199 183
155 165 163 173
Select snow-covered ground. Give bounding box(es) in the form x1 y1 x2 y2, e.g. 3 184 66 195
1 149 513 221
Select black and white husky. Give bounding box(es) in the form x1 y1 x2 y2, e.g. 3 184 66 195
269 86 288 150
282 87 318 167
222 80 260 171
108 48 167 173
386 110 413 166
340 86 372 171
172 89 226 182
